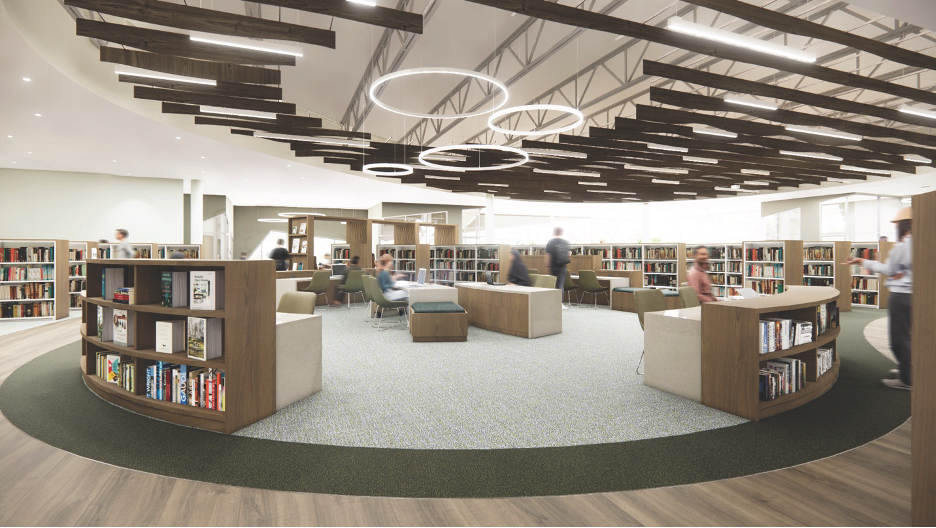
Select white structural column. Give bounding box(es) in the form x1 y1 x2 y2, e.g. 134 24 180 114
191 179 204 250
485 194 496 244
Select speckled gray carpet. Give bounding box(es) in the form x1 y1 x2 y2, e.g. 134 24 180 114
235 306 746 449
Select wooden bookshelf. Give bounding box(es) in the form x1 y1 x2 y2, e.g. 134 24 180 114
97 242 157 259
849 241 894 309
80 258 275 434
377 244 429 280
803 241 851 312
611 244 643 271
286 216 311 271
0 239 68 320
701 286 841 421
743 240 804 295
642 243 686 290
912 190 936 526
157 244 201 259
331 244 350 264
429 245 456 284
69 241 90 310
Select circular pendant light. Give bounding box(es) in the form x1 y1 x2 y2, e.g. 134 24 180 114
369 67 509 119
363 163 414 176
258 218 288 223
418 144 529 172
277 212 326 218
487 104 584 136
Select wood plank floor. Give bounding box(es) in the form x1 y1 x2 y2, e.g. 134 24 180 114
0 318 911 526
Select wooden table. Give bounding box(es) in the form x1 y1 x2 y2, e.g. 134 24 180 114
455 282 561 338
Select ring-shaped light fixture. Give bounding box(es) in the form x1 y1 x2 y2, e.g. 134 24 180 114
277 212 326 218
418 144 529 172
258 218 288 223
487 104 584 136
363 163 414 176
369 67 509 119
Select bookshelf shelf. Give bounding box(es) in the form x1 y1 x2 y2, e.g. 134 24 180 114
758 359 839 418
0 239 68 321
759 326 840 361
157 244 201 259
742 240 804 296
81 258 275 434
850 242 893 309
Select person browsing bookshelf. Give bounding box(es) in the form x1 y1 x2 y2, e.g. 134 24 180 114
377 254 408 302
269 239 290 272
114 229 133 259
687 246 718 303
844 207 913 391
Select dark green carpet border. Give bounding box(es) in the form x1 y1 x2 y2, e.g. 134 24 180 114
0 310 909 498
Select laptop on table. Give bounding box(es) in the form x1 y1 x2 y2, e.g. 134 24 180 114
486 271 506 286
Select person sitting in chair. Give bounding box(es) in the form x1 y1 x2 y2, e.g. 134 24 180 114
377 254 409 302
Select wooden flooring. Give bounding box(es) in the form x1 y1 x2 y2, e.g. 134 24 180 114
0 318 911 526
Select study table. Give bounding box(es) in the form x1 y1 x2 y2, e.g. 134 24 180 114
454 282 561 338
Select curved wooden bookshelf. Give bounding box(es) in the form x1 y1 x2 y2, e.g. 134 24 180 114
79 258 275 434
701 286 842 421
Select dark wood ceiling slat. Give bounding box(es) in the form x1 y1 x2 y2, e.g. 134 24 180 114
77 19 295 66
65 0 335 48
101 47 281 84
466 0 936 106
250 0 423 34
120 76 283 100
136 86 296 114
193 116 373 141
643 60 936 130
680 0 933 71
648 86 936 152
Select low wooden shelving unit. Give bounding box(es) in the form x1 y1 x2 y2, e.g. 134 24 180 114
701 286 841 421
80 258 275 434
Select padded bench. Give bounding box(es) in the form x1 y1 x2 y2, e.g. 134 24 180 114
409 302 468 342
611 287 681 312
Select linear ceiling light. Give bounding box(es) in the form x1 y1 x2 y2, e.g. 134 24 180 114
190 32 303 57
785 125 862 141
578 181 608 186
523 148 587 159
424 175 461 180
840 164 892 175
740 168 770 176
647 143 688 153
715 186 759 193
723 95 778 111
625 164 689 174
898 105 936 119
778 150 843 161
666 17 816 63
586 190 636 194
692 126 737 139
543 189 569 194
904 154 932 164
826 177 852 183
673 191 698 195
200 106 277 120
252 132 371 148
277 212 323 218
478 183 509 187
347 0 377 5
532 168 601 178
114 67 216 86
258 218 288 223
682 156 718 164
743 181 771 186
651 179 681 185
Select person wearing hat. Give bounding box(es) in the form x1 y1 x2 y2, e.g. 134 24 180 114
844 207 913 390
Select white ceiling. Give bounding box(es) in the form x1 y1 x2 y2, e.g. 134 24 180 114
1 0 936 213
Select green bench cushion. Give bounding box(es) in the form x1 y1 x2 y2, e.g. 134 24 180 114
612 287 644 293
411 302 466 314
662 290 680 297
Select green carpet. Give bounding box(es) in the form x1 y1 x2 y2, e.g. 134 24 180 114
0 310 909 498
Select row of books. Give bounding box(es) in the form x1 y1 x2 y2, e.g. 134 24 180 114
727 276 743 286
146 362 225 411
69 249 87 261
852 277 879 290
746 247 783 262
582 248 609 258
759 318 813 354
290 222 308 235
645 247 678 260
478 248 499 259
1 301 54 318
644 263 678 273
1 265 54 281
332 248 351 260
96 352 135 392
645 276 677 288
100 268 223 310
710 274 726 285
0 283 54 301
97 305 223 360
817 347 834 378
379 249 417 259
158 248 199 259
804 264 833 276
290 239 308 254
0 246 54 263
431 249 455 258
817 302 839 334
746 264 784 278
69 264 86 277
804 277 834 287
70 295 82 308
728 262 742 273
611 262 641 271
613 248 642 259
430 260 453 270
745 280 785 295
804 246 834 261
852 247 878 260
853 292 878 305
759 359 806 401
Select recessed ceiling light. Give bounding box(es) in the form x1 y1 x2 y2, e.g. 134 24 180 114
22 77 31 82
112 159 117 163
26 152 31 154
778 150 843 161
723 95 778 111
647 143 688 153
667 17 816 63
11 161 16 164
286 164 292 167
175 136 182 140
5 135 11 138
34 113 41 117
785 125 862 141
201 171 206 174
200 156 206 159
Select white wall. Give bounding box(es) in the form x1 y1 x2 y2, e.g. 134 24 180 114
0 168 184 243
